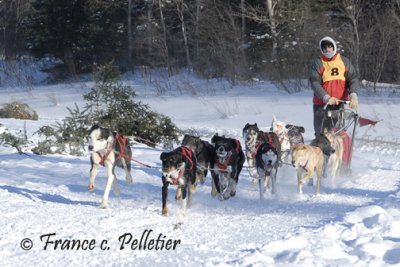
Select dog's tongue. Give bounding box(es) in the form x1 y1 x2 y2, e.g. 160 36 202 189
265 165 273 176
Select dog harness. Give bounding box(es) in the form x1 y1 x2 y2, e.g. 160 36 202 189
215 139 242 172
99 132 129 166
168 146 195 185
177 146 195 171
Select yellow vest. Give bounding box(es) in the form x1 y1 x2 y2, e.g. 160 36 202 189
321 54 346 82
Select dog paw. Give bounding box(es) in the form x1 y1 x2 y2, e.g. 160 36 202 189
218 194 225 201
230 190 236 197
211 189 217 197
162 208 169 216
88 184 95 191
100 203 108 209
125 174 133 184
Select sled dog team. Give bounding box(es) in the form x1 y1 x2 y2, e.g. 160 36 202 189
87 118 347 215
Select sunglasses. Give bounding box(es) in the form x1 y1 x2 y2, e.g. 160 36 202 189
321 43 334 49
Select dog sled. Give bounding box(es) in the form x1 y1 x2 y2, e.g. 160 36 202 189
321 100 380 172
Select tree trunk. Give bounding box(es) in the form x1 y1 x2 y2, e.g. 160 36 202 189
195 0 201 63
266 0 277 60
241 0 246 38
158 0 172 76
177 0 192 71
127 0 133 68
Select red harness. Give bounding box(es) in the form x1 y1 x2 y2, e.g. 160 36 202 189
250 133 276 159
250 142 264 159
99 133 129 166
178 146 195 171
169 146 195 185
260 132 276 149
215 139 241 172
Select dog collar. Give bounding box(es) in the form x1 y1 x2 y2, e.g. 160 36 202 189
301 160 309 172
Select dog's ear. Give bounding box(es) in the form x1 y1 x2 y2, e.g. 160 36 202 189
160 152 167 161
230 139 239 150
88 124 100 134
299 126 305 133
285 124 292 129
211 134 220 143
181 134 189 146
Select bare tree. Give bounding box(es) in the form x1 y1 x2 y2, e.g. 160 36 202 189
266 0 278 60
158 0 173 76
176 0 192 70
334 0 363 75
128 0 133 67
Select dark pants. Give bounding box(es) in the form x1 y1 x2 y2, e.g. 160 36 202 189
313 103 344 135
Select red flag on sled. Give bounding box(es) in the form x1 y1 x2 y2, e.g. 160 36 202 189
358 116 381 127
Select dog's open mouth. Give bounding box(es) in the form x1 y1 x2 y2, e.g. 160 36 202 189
264 165 273 176
163 163 186 185
217 151 228 158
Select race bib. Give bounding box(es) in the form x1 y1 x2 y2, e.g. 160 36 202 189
322 54 346 82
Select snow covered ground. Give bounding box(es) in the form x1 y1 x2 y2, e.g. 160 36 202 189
1 73 400 266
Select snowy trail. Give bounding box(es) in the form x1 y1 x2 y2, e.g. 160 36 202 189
1 140 399 266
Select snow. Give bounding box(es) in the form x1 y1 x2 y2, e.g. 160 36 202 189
1 72 400 266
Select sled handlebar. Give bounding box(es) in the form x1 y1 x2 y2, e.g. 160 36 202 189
323 100 351 110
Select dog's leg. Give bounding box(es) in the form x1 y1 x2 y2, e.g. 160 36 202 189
161 179 169 216
88 154 99 191
121 157 133 184
247 156 258 183
175 187 182 200
257 167 264 200
112 173 121 196
181 184 187 214
229 167 238 197
100 161 115 209
302 170 315 194
297 171 304 194
230 178 237 197
322 154 329 179
258 177 265 200
210 171 218 197
316 158 324 194
271 167 277 194
188 181 196 207
330 155 338 183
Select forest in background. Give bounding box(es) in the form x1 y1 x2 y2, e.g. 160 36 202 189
1 0 399 87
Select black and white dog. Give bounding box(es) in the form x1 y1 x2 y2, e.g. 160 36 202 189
242 123 263 178
87 125 133 208
210 134 245 201
255 131 281 199
181 134 214 184
160 146 197 216
243 123 281 177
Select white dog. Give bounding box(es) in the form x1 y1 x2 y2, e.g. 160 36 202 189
87 125 133 208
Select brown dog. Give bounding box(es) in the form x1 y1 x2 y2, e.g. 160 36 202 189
291 144 324 194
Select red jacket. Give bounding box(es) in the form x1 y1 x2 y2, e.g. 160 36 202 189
310 53 359 106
